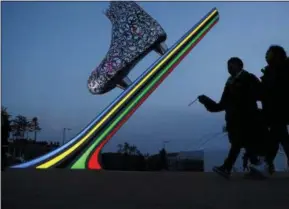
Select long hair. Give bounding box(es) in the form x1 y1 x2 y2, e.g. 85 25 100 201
266 45 287 61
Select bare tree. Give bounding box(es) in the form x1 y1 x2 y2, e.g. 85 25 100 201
12 115 29 139
30 117 41 141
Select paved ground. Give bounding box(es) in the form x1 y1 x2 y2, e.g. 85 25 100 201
2 170 289 209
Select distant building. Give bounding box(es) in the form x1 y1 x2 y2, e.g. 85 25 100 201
167 150 204 171
7 139 60 165
177 150 204 161
167 152 179 170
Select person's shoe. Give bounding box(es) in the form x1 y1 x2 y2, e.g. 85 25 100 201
268 163 275 175
249 162 271 178
88 1 168 95
213 165 231 179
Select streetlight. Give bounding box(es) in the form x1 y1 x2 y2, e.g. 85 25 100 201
163 140 170 150
62 128 72 145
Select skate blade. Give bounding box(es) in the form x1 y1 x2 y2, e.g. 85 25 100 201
154 42 169 56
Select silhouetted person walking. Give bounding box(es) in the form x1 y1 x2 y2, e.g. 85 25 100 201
1 110 10 171
260 45 289 171
198 57 263 179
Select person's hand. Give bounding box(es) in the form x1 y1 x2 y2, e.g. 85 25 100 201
198 95 210 104
261 65 269 74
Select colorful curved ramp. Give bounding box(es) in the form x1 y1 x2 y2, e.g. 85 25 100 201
11 8 219 170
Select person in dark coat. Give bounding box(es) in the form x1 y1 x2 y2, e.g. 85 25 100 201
198 57 265 178
259 45 289 172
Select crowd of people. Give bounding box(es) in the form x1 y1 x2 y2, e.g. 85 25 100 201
198 45 289 179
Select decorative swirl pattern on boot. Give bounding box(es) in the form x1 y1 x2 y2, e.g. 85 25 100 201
88 1 167 94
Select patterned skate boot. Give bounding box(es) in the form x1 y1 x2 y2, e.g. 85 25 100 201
88 1 168 94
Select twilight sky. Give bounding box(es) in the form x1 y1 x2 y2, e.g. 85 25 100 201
2 1 289 154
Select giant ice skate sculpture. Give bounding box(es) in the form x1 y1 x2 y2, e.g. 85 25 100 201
11 2 219 170
88 1 168 94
